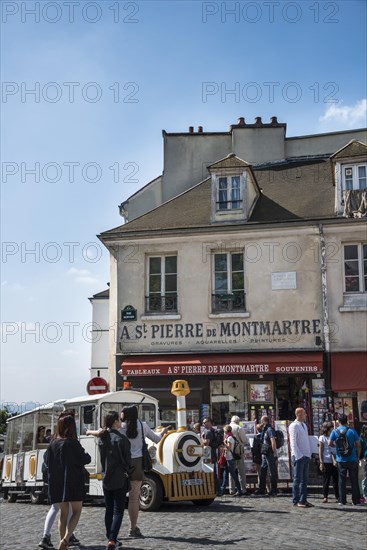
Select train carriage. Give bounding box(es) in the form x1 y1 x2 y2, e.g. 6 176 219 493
1 381 215 510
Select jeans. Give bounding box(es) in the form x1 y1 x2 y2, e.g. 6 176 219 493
213 461 220 494
221 459 242 494
322 462 339 499
104 487 127 542
337 461 360 505
362 461 367 498
259 452 277 493
291 456 310 504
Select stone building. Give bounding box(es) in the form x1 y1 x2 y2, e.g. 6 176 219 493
99 117 367 432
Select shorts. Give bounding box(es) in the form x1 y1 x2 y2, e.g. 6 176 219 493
130 457 144 481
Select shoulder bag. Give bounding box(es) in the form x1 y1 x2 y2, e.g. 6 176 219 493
140 421 152 472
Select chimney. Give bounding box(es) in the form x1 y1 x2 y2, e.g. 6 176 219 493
198 126 203 133
270 116 278 125
255 116 262 125
188 126 194 133
171 380 190 431
237 117 246 126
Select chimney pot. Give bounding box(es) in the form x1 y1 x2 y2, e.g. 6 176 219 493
189 126 194 133
270 116 278 124
198 126 203 133
255 116 262 125
237 117 245 126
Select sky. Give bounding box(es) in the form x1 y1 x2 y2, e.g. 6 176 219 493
1 0 366 409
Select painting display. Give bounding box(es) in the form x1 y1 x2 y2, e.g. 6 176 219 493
248 382 274 404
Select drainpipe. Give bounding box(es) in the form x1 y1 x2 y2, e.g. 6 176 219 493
319 224 332 398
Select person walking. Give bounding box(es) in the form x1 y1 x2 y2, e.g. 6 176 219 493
329 414 361 506
47 413 91 550
202 417 222 496
229 416 248 495
318 422 339 503
98 411 133 550
120 405 170 538
289 407 314 508
254 415 278 497
219 425 243 496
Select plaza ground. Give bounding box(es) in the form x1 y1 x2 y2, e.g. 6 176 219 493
0 490 366 550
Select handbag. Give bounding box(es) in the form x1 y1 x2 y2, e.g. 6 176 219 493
140 421 152 473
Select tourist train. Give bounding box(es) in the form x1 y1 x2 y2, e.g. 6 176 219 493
1 380 215 510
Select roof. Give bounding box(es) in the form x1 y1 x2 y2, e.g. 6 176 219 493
89 288 110 301
330 140 367 159
100 157 337 239
208 153 251 170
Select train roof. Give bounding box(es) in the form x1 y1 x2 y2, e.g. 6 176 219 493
64 390 159 406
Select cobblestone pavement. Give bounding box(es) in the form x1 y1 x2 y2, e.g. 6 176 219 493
0 492 366 550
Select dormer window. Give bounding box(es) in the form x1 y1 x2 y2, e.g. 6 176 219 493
343 164 367 190
217 176 242 210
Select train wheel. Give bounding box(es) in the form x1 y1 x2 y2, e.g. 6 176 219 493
7 492 17 503
30 490 44 504
192 498 214 506
139 474 163 512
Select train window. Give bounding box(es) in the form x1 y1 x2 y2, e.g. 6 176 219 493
100 403 157 429
22 414 35 451
9 417 22 453
37 411 53 445
81 405 97 433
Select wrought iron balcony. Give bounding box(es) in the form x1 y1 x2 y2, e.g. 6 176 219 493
146 294 178 314
212 292 246 313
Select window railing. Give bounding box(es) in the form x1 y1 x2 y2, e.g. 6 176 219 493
146 294 178 313
212 291 246 312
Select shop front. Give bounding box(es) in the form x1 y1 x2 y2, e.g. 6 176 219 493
119 351 325 434
331 351 367 431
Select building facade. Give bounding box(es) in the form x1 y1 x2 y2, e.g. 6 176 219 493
100 117 367 433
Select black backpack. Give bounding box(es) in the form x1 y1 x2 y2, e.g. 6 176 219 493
210 427 224 449
335 427 352 458
274 430 285 450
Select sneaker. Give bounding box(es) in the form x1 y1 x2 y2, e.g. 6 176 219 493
253 490 266 496
360 497 366 504
297 501 314 508
38 535 54 549
128 526 144 538
268 491 278 497
322 498 328 503
107 543 116 550
68 534 80 547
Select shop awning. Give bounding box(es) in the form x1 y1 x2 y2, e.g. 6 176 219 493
119 352 323 377
331 352 367 392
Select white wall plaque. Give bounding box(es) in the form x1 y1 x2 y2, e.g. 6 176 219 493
271 271 297 290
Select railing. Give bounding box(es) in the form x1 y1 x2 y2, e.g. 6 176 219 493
212 292 246 312
145 294 178 313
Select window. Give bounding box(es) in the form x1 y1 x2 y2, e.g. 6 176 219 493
146 255 177 313
217 176 242 210
212 252 245 312
344 244 367 293
342 164 367 190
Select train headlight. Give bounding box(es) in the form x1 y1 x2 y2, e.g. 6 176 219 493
148 446 157 461
203 445 211 460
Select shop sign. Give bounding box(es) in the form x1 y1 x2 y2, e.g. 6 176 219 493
121 362 323 377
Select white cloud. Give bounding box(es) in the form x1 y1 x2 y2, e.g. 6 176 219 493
67 268 98 285
1 280 7 286
319 99 367 128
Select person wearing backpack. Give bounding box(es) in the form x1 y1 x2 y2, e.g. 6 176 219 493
253 415 278 497
202 417 222 495
218 425 243 496
328 414 361 506
229 416 248 495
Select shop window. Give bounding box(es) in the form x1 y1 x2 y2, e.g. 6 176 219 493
212 252 246 312
146 255 178 314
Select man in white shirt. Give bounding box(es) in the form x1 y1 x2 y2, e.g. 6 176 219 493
229 416 248 495
288 408 314 508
